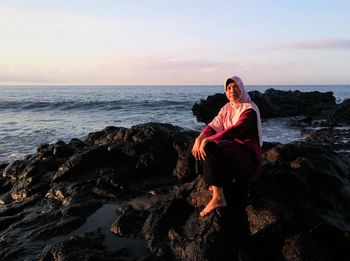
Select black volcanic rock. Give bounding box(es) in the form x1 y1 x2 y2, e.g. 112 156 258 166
192 88 336 123
142 177 244 260
292 99 350 128
331 99 350 126
249 142 350 261
111 205 149 238
86 126 127 146
0 122 349 260
37 230 133 261
191 93 228 124
251 89 336 118
0 123 199 260
301 128 350 144
300 127 350 160
140 141 350 260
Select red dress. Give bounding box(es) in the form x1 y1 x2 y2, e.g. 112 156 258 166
201 108 261 182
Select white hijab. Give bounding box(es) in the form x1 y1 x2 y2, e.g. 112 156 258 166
226 75 263 147
209 75 263 147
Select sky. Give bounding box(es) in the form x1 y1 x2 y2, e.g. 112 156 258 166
0 0 350 85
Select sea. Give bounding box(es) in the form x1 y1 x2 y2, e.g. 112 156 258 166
0 85 349 164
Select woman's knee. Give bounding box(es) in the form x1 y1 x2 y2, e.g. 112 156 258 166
204 142 218 154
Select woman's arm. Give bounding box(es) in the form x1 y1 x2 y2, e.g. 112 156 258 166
192 125 216 160
210 109 257 142
192 104 227 160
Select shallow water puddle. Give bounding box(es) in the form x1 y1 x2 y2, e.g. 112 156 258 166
35 202 147 257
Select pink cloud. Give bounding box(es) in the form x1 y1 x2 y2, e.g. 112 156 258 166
263 38 350 50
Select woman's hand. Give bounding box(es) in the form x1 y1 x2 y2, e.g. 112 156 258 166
192 137 213 160
199 137 212 160
191 138 202 160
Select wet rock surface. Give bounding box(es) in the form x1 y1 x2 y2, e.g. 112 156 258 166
0 123 197 260
0 89 349 260
300 127 350 160
36 230 132 261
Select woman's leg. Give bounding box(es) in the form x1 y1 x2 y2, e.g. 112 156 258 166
200 143 231 217
202 143 231 187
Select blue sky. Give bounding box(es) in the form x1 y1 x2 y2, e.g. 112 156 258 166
1 0 349 84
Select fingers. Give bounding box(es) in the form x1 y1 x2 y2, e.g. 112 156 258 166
191 145 197 159
200 149 206 160
199 140 206 160
193 148 205 160
199 144 206 160
192 138 208 161
191 141 198 159
192 140 202 160
193 151 199 161
192 148 200 160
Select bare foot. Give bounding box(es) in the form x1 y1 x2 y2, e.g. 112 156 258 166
200 198 227 217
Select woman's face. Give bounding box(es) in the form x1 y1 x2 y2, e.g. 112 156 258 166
225 82 241 102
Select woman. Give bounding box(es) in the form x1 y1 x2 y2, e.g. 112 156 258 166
192 75 262 217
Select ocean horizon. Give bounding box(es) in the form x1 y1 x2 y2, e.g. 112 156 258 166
1 84 349 163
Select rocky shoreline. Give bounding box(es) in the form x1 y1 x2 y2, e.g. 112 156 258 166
0 89 349 260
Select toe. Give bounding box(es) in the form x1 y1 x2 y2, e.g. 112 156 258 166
200 210 207 217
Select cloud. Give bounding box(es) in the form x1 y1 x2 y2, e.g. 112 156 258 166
263 38 350 51
87 54 239 84
0 54 239 84
108 54 232 70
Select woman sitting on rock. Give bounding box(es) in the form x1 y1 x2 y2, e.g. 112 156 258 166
192 75 262 217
